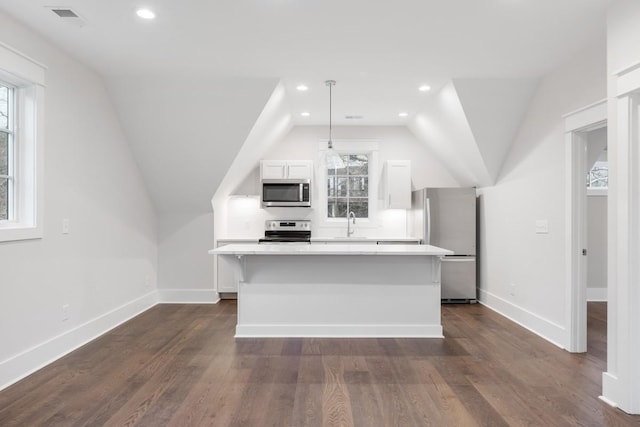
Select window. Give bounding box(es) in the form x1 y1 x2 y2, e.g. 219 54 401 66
318 139 379 228
327 154 369 218
587 160 608 189
0 43 45 242
1 82 14 221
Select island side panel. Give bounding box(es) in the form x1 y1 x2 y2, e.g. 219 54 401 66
234 254 443 338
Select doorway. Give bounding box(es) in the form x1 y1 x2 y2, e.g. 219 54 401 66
563 99 607 353
584 126 608 359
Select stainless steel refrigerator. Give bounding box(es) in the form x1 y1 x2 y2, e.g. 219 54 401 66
408 187 477 302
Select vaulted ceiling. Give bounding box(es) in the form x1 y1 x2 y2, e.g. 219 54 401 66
0 0 613 212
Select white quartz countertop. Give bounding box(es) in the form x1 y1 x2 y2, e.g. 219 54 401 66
310 237 421 243
209 243 452 256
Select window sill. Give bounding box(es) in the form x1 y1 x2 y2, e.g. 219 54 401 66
0 223 43 242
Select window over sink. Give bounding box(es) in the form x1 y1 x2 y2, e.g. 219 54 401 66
327 154 369 218
318 140 379 227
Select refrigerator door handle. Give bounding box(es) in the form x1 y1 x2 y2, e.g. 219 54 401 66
425 197 431 245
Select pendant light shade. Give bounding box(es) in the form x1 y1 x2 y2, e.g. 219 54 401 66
324 80 345 169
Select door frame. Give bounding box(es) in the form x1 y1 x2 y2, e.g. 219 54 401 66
563 99 607 353
601 61 640 414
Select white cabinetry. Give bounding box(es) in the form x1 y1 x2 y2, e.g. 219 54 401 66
384 160 411 209
261 160 312 180
215 239 256 295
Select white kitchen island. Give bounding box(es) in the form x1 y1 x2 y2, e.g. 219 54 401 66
209 244 453 338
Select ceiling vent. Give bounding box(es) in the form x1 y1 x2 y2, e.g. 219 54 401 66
46 7 87 27
345 115 364 120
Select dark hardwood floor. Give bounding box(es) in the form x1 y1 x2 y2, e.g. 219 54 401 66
0 301 637 426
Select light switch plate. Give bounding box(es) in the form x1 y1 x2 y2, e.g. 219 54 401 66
535 220 549 234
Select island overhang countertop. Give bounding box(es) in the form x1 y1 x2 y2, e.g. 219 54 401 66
210 243 454 338
209 243 453 256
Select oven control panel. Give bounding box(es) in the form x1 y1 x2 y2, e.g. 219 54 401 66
265 220 311 231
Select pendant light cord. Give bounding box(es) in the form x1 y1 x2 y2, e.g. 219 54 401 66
326 80 335 149
329 82 332 146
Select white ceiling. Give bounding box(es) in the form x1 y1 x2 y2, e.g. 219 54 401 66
0 0 613 125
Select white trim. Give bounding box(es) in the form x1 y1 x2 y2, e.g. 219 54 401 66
235 324 443 338
587 188 608 197
565 131 588 353
587 288 608 302
612 60 640 78
564 101 608 354
564 100 607 132
602 83 640 413
599 393 619 408
599 57 640 413
616 66 640 98
602 372 623 410
0 46 45 242
0 291 158 391
563 99 607 121
0 43 46 87
478 288 566 349
157 289 220 304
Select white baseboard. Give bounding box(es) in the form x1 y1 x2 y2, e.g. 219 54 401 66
0 291 158 391
478 288 567 349
236 323 443 338
587 287 608 302
157 289 220 304
602 372 621 410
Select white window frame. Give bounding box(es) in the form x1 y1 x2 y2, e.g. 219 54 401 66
317 140 379 228
1 82 15 221
0 42 45 242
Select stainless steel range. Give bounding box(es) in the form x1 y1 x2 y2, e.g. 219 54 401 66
258 220 311 244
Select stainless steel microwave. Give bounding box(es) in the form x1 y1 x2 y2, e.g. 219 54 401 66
261 179 311 207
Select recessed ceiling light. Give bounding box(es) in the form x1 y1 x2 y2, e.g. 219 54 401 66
419 85 431 92
136 8 155 19
399 112 409 117
301 112 310 117
296 85 309 92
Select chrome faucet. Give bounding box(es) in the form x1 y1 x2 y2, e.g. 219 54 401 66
347 211 356 237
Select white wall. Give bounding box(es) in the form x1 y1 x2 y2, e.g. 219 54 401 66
105 75 278 305
587 194 607 297
106 76 278 214
0 12 157 389
222 125 459 239
157 212 217 302
477 37 606 347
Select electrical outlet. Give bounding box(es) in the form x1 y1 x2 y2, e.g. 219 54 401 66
62 218 70 235
62 304 70 321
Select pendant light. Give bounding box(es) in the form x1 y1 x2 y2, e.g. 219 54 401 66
324 80 345 169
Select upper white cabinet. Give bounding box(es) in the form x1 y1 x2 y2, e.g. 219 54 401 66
287 161 313 179
261 160 313 180
385 160 411 209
